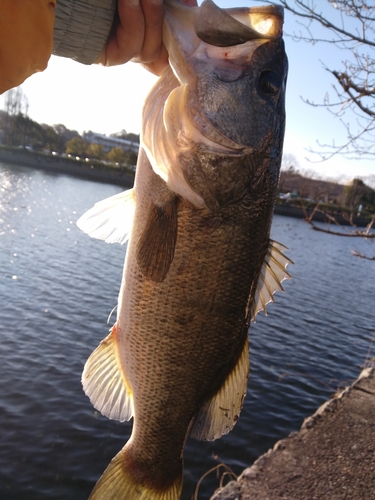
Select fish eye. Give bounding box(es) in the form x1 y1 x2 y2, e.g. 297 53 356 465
258 70 281 96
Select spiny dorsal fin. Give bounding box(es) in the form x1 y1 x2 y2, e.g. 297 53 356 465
190 337 249 441
136 195 179 282
77 189 135 245
251 239 292 321
82 325 133 422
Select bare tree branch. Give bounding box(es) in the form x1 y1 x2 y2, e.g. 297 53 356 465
266 0 375 159
352 250 375 260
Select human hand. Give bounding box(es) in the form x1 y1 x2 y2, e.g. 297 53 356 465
96 0 198 76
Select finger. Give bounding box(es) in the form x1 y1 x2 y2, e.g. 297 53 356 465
141 43 169 76
138 0 197 75
98 0 147 66
132 0 164 65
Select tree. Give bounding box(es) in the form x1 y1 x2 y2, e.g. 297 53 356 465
107 147 128 164
278 154 299 192
11 114 42 148
281 153 299 173
125 150 138 167
2 114 66 150
4 87 29 117
65 137 88 157
269 0 375 159
319 177 343 204
53 124 79 143
296 170 315 199
344 178 375 212
41 124 65 153
86 143 105 160
2 87 29 145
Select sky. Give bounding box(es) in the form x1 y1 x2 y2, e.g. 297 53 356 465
0 0 374 186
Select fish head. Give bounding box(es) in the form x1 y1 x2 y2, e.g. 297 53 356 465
142 0 288 211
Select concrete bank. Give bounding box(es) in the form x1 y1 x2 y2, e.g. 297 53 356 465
0 148 134 188
211 367 375 500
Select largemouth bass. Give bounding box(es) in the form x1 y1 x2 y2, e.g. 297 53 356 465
77 0 290 498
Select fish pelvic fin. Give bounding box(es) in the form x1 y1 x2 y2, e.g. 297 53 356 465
77 189 136 245
190 337 249 441
89 447 182 500
251 239 293 321
82 325 133 422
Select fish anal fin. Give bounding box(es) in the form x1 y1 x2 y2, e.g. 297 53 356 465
137 195 179 282
82 325 133 422
89 447 182 500
251 239 293 321
190 338 249 441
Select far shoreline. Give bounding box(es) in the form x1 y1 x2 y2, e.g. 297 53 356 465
0 146 134 188
1 146 372 229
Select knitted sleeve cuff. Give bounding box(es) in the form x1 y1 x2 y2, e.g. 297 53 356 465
53 0 117 65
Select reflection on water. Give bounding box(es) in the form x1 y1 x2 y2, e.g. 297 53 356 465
0 163 374 499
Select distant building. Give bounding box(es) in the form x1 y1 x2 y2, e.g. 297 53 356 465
83 131 139 153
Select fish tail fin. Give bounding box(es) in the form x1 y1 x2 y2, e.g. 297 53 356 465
89 447 183 500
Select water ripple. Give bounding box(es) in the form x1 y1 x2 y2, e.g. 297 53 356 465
0 164 374 499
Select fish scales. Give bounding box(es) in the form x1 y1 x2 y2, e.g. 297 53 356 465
116 152 261 489
77 1 290 498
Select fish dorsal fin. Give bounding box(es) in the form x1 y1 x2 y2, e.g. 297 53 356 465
190 337 249 441
136 194 179 282
82 326 133 422
251 239 292 321
76 189 136 245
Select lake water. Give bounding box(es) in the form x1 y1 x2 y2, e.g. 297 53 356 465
1 163 374 500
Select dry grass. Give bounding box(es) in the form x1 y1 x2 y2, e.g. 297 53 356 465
194 462 237 500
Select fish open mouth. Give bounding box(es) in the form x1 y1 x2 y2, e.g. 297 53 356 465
161 0 286 149
194 1 284 47
164 0 284 82
142 0 286 208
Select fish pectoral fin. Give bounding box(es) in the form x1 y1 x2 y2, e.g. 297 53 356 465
190 338 249 441
82 325 133 422
77 189 136 245
251 239 293 321
89 447 182 500
136 195 179 282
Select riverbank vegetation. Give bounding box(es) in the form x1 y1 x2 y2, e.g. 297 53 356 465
1 88 375 223
279 155 375 219
0 88 138 172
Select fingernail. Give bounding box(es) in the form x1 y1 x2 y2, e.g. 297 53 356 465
151 0 163 5
128 0 140 6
